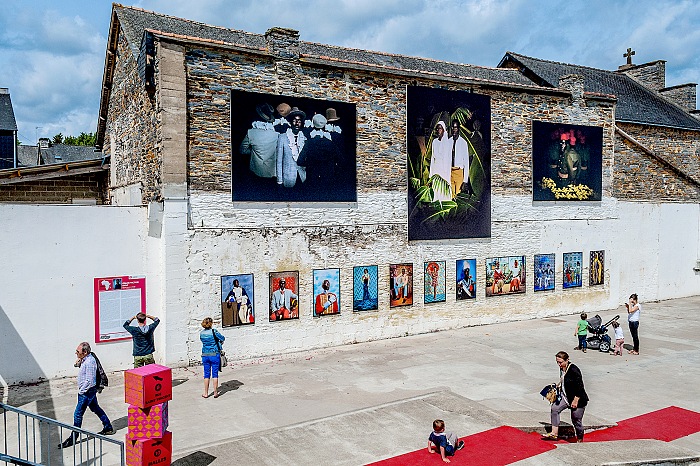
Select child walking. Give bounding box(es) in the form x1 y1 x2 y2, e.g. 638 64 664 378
575 313 588 353
611 320 624 355
428 419 465 463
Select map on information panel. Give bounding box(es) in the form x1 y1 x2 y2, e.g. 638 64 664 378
94 276 146 343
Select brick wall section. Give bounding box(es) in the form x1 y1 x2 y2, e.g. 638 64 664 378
103 31 161 203
659 84 697 112
620 61 666 91
614 122 700 200
0 173 106 203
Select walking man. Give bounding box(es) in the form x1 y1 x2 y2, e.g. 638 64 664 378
123 312 160 367
58 342 114 448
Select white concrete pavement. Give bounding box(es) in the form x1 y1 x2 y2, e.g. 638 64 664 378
6 296 700 465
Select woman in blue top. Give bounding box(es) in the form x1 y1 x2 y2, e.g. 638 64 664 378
200 317 225 398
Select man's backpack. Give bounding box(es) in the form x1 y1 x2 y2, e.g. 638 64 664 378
91 352 109 393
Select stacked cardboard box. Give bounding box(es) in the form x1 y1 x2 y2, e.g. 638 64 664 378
124 365 172 466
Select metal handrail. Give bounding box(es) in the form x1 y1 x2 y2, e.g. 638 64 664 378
1 402 125 466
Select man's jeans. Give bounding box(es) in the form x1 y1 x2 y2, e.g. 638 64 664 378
73 387 111 429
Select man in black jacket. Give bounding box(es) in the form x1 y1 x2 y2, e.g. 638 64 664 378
123 313 160 367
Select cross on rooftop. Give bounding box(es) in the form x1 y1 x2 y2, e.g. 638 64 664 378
624 47 635 65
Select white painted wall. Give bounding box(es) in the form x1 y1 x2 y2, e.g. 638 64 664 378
1 196 698 384
185 191 700 364
0 204 154 385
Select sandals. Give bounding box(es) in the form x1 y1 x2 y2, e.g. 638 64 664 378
213 392 220 398
541 433 558 440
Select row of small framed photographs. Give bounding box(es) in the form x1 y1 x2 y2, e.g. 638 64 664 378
219 251 605 327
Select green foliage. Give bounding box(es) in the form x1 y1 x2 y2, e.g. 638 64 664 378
51 132 96 146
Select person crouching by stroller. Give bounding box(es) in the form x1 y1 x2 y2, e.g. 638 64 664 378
428 419 465 463
611 321 624 356
542 351 589 442
574 313 588 353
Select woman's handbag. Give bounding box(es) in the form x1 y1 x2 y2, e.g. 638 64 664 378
540 384 558 404
212 330 227 369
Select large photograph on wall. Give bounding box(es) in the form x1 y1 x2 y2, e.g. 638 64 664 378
456 259 476 300
269 271 299 321
221 274 255 327
407 86 491 240
313 268 340 317
563 252 583 289
390 264 413 307
230 89 357 203
353 265 378 312
485 256 525 297
532 121 603 201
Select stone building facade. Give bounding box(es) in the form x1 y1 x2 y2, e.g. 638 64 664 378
96 5 700 367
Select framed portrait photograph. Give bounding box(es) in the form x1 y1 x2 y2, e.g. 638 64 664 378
534 254 556 292
589 250 605 286
563 252 583 289
221 274 255 327
353 265 378 311
485 256 526 297
313 268 340 317
389 264 413 307
269 271 300 321
456 259 476 300
424 261 446 304
231 89 357 203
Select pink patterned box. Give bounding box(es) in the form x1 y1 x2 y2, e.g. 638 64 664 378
127 402 169 440
124 364 172 409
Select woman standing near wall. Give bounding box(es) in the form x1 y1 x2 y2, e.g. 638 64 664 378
200 317 225 398
626 294 641 355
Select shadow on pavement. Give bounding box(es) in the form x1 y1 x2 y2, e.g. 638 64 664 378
217 379 244 397
172 450 217 466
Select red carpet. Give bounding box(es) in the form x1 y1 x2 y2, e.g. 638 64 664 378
368 407 700 465
367 426 555 465
585 406 700 442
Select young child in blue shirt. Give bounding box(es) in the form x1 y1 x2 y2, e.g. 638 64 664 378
574 312 588 353
428 419 465 463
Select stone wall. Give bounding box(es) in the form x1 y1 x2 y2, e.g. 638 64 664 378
104 31 160 204
615 123 700 201
659 84 698 112
620 61 666 91
0 173 106 203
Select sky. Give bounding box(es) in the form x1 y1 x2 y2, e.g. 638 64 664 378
1 0 698 145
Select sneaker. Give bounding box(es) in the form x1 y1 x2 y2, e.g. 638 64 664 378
58 433 79 449
98 427 115 435
457 440 465 450
582 349 586 353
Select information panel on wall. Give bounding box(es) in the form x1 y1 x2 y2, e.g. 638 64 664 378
94 276 146 343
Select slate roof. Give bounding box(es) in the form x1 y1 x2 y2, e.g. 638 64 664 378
16 145 38 167
112 5 535 87
500 52 700 131
15 144 101 167
0 91 18 131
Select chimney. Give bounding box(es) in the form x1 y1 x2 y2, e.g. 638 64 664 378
659 83 698 112
559 74 585 106
38 137 50 149
618 60 666 91
265 27 300 60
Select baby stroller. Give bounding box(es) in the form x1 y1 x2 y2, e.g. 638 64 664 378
586 314 620 352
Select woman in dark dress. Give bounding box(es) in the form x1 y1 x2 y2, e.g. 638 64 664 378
542 350 589 442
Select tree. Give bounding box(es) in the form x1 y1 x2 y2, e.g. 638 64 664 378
51 132 96 146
